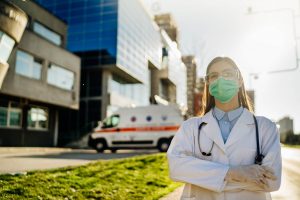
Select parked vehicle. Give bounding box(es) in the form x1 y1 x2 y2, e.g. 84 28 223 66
88 104 184 153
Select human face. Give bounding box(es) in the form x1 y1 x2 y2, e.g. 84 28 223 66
205 61 240 85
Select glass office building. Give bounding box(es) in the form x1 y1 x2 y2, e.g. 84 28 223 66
161 31 187 108
36 0 166 139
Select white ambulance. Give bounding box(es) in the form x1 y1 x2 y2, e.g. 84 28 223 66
88 104 184 153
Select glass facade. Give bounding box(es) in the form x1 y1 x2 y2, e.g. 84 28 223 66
47 64 75 91
33 21 62 46
0 31 15 63
36 0 118 58
112 0 162 107
161 31 187 107
108 74 149 106
15 50 42 80
117 0 162 82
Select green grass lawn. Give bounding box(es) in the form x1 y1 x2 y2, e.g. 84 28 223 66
0 153 182 200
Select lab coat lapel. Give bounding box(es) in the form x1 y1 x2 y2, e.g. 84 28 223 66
225 108 255 148
201 110 226 153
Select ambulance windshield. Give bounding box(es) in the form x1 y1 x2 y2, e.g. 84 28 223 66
102 114 120 128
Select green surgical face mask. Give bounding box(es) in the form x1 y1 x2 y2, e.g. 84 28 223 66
209 77 239 103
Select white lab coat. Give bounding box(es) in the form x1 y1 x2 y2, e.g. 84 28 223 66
167 108 282 200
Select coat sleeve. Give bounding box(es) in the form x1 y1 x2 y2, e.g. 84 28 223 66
167 119 229 192
260 117 282 192
223 117 282 192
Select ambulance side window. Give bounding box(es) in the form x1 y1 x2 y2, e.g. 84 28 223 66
102 115 120 128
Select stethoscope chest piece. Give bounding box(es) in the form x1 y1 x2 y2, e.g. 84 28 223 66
201 152 211 156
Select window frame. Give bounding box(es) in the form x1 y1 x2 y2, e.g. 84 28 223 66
15 49 43 80
0 31 15 63
47 63 75 91
27 105 49 131
33 21 62 46
0 101 22 129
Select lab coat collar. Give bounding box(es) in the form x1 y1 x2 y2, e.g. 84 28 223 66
213 106 244 122
201 108 255 152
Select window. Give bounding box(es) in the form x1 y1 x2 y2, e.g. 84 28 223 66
27 106 48 130
0 102 22 128
33 21 62 46
0 31 15 63
47 64 75 90
15 50 42 80
102 114 120 128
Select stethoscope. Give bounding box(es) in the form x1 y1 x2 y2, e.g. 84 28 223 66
197 115 264 165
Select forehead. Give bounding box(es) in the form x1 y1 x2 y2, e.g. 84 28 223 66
208 60 236 73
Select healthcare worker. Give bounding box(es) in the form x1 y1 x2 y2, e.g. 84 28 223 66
167 56 282 200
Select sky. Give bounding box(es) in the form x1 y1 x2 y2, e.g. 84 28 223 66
143 0 300 133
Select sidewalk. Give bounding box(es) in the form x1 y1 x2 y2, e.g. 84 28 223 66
0 147 72 154
0 147 87 174
160 186 184 200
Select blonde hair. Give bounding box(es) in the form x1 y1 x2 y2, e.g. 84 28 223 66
200 57 254 116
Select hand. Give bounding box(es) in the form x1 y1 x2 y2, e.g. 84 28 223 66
225 165 277 188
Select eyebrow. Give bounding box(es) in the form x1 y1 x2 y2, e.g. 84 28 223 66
208 68 236 73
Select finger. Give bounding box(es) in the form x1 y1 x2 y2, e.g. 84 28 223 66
262 166 275 174
261 166 277 180
259 178 268 186
253 179 267 189
263 171 277 180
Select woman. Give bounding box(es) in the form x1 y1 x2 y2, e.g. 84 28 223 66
167 57 282 200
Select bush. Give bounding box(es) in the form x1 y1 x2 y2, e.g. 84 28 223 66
284 131 300 145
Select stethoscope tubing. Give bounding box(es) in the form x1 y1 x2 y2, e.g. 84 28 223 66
197 115 264 165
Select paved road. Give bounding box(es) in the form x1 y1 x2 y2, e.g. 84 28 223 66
0 147 157 174
271 147 300 200
162 146 300 200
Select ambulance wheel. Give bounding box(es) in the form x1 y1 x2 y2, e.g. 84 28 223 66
95 139 107 153
110 148 117 153
158 139 171 152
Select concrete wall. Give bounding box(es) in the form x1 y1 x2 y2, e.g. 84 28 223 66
0 0 28 43
0 0 28 88
182 55 197 117
1 31 81 109
10 0 67 47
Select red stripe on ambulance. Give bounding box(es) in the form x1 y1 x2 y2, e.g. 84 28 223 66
95 125 180 133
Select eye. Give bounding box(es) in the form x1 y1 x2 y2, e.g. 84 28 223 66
222 70 236 78
208 73 218 80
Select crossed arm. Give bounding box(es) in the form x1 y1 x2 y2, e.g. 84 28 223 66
167 119 282 193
